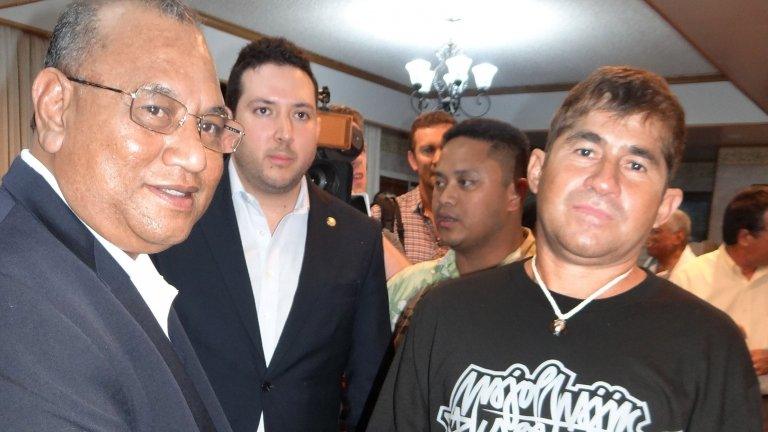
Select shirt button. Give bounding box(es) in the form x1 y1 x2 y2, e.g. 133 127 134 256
261 381 273 392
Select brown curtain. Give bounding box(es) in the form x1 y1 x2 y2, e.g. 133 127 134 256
0 23 48 178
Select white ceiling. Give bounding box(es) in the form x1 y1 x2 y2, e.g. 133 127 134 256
188 0 719 89
2 0 719 91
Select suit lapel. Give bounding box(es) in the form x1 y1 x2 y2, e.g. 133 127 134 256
2 158 96 270
268 182 335 371
199 166 267 371
169 309 233 432
94 247 216 432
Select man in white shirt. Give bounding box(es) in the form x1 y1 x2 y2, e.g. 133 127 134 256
0 1 239 431
672 186 768 404
644 209 696 279
154 37 390 432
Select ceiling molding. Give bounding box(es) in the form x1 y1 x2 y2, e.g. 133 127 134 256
197 12 412 95
0 0 43 9
664 73 728 85
464 73 727 96
0 15 48 38
644 0 768 114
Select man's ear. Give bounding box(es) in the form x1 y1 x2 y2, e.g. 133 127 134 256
653 188 683 228
407 149 418 172
737 228 753 247
527 149 546 194
31 67 74 155
507 177 527 212
673 229 687 245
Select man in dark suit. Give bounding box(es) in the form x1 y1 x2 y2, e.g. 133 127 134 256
0 1 243 431
153 38 391 432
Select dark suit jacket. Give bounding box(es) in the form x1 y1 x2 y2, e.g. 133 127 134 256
153 167 391 432
0 158 232 432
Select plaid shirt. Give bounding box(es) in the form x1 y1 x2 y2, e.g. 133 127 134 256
371 187 448 264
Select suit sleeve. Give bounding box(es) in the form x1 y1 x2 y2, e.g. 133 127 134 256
0 273 132 432
345 227 392 430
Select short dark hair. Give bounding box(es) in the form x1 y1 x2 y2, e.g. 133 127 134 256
722 185 768 245
45 0 197 74
34 0 197 131
409 111 456 150
547 66 686 179
225 37 317 111
442 118 531 184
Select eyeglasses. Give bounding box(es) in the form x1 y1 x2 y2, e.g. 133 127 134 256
66 76 244 154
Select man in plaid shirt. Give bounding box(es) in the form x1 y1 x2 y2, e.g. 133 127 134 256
372 111 455 263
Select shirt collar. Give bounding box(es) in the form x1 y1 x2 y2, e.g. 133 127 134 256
20 149 66 199
228 157 310 215
434 227 536 276
720 244 768 281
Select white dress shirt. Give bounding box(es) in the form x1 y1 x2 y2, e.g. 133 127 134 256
19 150 178 337
229 158 309 365
671 245 768 393
656 245 697 280
230 159 309 432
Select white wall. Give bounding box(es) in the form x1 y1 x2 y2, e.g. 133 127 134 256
203 26 768 132
479 82 768 131
203 26 414 130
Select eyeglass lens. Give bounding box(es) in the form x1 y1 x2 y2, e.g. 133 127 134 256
129 89 242 153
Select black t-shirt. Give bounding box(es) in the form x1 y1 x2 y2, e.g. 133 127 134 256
368 260 761 432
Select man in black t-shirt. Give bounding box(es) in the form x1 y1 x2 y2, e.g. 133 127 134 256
367 66 761 431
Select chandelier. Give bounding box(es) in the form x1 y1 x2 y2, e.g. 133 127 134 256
405 40 498 118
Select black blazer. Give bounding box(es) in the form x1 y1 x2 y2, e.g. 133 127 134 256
0 158 232 432
153 167 391 432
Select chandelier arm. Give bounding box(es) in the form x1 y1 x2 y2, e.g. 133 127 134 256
458 93 491 118
409 89 432 114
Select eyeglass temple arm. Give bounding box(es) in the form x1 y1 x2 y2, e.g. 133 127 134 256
66 76 130 96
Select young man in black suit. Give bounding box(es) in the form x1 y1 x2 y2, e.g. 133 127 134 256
153 38 391 432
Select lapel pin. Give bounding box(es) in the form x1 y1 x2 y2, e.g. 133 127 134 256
326 216 337 227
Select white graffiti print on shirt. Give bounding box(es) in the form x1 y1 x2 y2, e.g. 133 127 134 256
436 359 651 432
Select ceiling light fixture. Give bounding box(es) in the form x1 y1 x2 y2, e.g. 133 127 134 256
404 19 498 118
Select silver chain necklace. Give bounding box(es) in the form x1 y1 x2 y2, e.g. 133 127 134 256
531 256 633 336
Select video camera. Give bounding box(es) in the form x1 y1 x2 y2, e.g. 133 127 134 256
308 86 364 204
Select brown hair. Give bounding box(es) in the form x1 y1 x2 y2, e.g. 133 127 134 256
547 66 686 178
409 111 456 150
723 185 768 245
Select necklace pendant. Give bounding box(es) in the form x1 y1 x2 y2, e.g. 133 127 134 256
550 318 567 336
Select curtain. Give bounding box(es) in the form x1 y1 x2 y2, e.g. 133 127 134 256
0 23 48 178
